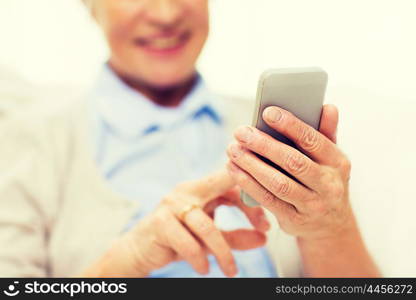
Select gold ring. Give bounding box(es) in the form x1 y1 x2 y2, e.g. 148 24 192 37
178 204 200 221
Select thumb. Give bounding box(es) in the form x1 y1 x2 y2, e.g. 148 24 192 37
222 229 267 250
319 104 339 144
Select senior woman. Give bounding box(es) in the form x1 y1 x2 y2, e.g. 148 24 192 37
0 0 379 277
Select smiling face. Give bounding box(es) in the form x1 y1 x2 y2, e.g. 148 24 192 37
92 0 209 88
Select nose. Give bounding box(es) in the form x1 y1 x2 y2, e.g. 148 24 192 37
144 0 183 29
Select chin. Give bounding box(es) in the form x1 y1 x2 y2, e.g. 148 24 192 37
140 70 196 89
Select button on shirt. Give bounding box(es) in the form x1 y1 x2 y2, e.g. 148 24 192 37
87 65 276 277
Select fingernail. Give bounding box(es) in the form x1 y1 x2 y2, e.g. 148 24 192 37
235 126 253 143
227 144 244 159
264 107 282 123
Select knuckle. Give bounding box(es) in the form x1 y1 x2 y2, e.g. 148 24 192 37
320 169 345 199
285 153 309 175
228 143 245 161
298 126 321 152
235 170 250 185
329 181 345 199
270 174 290 198
319 168 337 190
256 136 272 155
261 190 278 208
339 157 352 175
227 144 238 160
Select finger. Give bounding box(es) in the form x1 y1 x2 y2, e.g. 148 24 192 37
262 106 343 167
234 126 323 191
162 210 210 275
227 143 315 211
202 187 239 214
222 188 270 232
184 208 237 277
222 229 266 250
227 162 298 218
319 104 339 144
203 196 226 219
179 169 235 206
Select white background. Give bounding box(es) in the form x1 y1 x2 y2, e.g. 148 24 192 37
1 0 416 276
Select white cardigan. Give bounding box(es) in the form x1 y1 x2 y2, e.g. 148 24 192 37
0 96 302 278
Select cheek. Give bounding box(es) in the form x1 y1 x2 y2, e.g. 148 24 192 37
191 1 210 36
186 5 209 58
195 18 209 43
101 7 137 53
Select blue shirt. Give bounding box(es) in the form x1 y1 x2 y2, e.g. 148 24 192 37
87 65 276 277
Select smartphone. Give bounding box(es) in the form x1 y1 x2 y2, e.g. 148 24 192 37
241 67 328 207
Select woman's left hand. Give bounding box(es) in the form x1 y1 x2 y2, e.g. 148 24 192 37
226 105 355 241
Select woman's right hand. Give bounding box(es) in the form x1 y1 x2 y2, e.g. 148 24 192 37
81 170 270 278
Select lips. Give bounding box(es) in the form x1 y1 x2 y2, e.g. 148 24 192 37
134 31 191 52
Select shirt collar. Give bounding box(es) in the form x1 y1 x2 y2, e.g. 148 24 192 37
89 64 222 139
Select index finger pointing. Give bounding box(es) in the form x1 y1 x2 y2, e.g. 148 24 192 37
176 169 235 206
262 106 342 167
